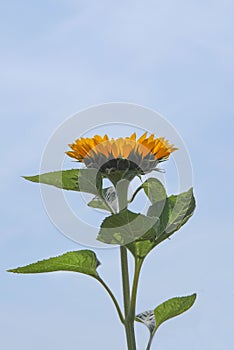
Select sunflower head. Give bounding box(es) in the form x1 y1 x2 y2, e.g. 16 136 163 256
66 132 177 185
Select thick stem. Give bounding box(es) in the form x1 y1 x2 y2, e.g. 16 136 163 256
120 246 131 314
125 319 137 350
120 246 136 350
116 179 130 211
96 276 124 324
117 179 137 349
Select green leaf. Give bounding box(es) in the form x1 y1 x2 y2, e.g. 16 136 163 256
23 169 79 191
24 168 102 195
136 293 197 350
88 196 110 211
88 187 114 212
78 169 102 195
164 188 195 235
146 188 195 246
147 200 169 238
127 240 154 258
128 188 196 256
154 293 197 331
142 178 167 204
143 178 168 240
97 209 158 245
8 250 100 278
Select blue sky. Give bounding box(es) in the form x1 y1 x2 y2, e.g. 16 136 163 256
1 1 234 349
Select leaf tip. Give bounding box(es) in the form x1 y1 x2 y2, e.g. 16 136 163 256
22 175 36 182
7 268 18 273
190 292 197 303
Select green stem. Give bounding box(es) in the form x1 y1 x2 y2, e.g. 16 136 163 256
146 333 154 350
116 179 130 211
120 246 131 314
120 246 136 350
130 257 144 320
116 179 137 349
128 184 143 203
96 276 124 324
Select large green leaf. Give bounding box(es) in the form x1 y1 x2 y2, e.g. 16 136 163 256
8 250 100 278
143 178 168 239
128 188 196 257
142 178 167 204
165 188 195 235
143 180 195 237
97 209 158 245
23 169 79 190
78 169 102 195
147 188 195 244
125 179 168 256
154 293 197 330
166 188 196 232
147 200 169 238
24 168 102 195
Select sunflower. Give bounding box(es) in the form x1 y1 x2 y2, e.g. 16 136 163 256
66 132 177 183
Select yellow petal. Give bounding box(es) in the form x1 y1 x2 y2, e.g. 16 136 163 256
137 131 148 143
